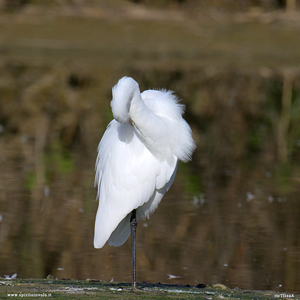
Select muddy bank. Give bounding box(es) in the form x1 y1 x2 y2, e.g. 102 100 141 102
0 278 293 299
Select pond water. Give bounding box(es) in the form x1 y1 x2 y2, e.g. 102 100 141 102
0 8 300 294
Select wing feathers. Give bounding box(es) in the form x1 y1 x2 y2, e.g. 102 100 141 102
94 121 176 248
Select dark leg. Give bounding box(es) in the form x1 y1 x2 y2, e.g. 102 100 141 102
130 209 138 290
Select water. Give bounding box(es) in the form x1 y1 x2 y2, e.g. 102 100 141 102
0 8 300 293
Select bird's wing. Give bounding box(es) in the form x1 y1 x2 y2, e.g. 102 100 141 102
94 120 177 248
107 159 178 247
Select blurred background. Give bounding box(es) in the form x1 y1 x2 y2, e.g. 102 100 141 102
0 0 300 293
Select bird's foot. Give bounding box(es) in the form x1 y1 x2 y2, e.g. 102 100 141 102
132 285 146 293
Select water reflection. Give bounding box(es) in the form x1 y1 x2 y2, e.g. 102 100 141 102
0 63 300 293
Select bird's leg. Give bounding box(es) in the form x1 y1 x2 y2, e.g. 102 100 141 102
130 209 138 291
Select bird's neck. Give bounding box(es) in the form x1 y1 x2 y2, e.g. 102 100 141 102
129 90 148 121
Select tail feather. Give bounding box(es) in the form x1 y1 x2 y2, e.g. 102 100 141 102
108 214 131 247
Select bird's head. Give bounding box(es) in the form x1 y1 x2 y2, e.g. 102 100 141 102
111 77 140 124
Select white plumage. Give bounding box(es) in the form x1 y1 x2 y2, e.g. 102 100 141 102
94 76 195 249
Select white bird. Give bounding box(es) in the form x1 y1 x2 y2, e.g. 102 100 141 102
94 76 195 290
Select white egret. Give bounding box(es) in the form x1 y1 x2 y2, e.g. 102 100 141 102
94 76 195 290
